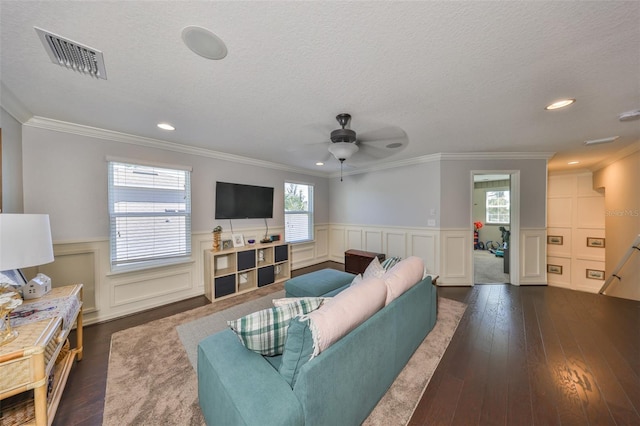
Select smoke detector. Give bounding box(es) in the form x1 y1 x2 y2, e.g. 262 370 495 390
618 109 640 122
35 27 107 79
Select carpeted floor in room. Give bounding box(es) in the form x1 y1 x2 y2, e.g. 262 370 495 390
474 250 509 283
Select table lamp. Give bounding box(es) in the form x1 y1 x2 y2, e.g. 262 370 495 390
0 214 55 345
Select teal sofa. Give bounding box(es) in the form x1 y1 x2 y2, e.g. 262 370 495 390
197 272 437 426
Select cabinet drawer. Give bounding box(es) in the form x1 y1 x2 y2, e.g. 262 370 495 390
237 250 256 271
274 245 289 262
257 266 275 287
214 275 236 298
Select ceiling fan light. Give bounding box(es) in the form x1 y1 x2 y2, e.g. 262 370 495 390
328 142 359 160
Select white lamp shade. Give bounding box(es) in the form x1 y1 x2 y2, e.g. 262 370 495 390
0 214 54 270
328 142 359 160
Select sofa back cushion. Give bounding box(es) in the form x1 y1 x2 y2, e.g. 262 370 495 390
383 256 425 305
305 276 387 357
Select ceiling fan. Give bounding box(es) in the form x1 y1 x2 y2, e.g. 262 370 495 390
324 113 408 180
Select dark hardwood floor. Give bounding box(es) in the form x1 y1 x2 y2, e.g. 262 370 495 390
410 284 640 426
53 264 640 426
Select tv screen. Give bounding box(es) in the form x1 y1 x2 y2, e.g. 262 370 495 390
215 181 274 219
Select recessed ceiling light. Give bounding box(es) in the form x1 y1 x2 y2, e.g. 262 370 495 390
157 123 175 131
182 26 227 60
568 161 580 165
316 162 324 166
545 99 576 110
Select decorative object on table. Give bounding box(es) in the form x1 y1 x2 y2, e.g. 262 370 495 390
23 273 52 300
0 213 55 304
547 264 563 274
222 239 233 250
586 269 605 280
232 234 245 248
586 237 605 248
0 285 23 345
473 221 483 249
547 235 563 245
212 226 223 251
247 239 256 245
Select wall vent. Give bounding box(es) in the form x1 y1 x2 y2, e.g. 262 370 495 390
35 27 107 80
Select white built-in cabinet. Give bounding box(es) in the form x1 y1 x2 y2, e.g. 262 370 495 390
547 173 605 293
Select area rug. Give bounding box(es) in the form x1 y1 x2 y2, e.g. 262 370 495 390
103 285 466 426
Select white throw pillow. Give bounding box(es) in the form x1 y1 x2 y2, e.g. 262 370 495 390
383 256 425 305
363 256 385 279
305 276 387 357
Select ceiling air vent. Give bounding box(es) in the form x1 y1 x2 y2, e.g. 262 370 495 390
35 27 107 80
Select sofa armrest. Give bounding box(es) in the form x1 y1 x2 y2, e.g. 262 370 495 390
198 328 304 426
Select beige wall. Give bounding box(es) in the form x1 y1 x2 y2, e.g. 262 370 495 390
593 150 640 301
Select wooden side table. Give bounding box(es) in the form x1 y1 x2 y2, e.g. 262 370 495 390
344 250 386 275
0 284 83 426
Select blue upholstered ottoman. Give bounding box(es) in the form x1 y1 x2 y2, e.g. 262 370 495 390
285 268 356 297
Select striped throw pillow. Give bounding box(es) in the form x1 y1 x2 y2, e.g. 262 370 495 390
227 298 324 356
381 256 402 271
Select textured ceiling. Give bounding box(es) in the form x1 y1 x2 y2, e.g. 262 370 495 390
1 1 639 174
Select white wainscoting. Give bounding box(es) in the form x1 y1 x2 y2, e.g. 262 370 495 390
44 223 547 324
46 224 330 324
327 224 440 277
519 228 547 285
439 229 471 286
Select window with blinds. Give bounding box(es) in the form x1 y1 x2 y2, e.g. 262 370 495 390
108 161 191 269
486 190 510 224
284 182 313 243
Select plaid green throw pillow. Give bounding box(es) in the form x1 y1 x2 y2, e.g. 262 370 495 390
227 298 324 356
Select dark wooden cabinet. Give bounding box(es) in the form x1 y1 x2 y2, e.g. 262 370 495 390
344 249 386 275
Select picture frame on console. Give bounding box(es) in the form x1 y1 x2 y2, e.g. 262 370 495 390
222 239 233 250
232 234 245 248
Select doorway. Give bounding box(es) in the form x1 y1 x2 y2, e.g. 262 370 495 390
472 172 518 284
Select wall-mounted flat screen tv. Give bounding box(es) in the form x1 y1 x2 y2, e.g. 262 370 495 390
215 181 274 219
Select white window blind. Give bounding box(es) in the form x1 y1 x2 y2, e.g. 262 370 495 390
486 190 510 224
284 182 313 243
108 161 191 268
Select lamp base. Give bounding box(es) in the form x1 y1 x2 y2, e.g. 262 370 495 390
0 329 18 346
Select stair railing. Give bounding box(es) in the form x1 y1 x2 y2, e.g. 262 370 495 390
599 234 640 294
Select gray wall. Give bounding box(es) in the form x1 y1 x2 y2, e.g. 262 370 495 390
21 126 330 241
0 107 24 212
440 158 547 229
328 157 547 232
329 160 441 227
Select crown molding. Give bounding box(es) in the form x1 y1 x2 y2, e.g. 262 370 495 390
589 140 640 172
439 152 556 161
0 82 33 123
23 116 328 177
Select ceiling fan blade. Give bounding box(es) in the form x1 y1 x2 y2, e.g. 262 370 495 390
357 126 407 143
285 140 329 152
357 144 401 159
